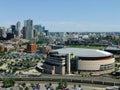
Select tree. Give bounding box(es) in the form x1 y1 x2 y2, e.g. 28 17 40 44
9 78 15 86
22 82 26 88
64 81 68 88
26 63 30 68
73 84 76 89
25 86 29 90
2 78 15 88
78 84 81 88
12 67 18 73
57 81 63 89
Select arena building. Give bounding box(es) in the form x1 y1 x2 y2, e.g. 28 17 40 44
104 47 120 54
43 48 115 75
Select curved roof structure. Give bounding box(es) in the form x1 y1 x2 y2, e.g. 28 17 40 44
52 48 113 58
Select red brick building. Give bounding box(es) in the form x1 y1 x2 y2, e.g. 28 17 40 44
0 45 4 52
27 44 37 52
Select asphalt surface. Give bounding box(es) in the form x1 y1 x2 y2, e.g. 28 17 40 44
0 74 120 90
1 74 119 85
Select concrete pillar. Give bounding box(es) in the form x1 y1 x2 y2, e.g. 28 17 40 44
62 66 65 75
52 66 55 75
67 53 71 74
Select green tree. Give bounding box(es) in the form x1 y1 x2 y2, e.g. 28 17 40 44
64 81 68 88
78 84 81 88
12 67 18 74
22 82 26 88
2 78 15 88
25 86 29 90
58 81 63 89
73 84 76 89
26 63 30 68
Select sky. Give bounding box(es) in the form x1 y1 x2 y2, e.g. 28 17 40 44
0 0 120 32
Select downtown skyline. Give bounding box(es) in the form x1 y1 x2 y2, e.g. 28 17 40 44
0 0 120 32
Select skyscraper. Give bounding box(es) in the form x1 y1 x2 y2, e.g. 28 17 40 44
24 19 33 40
11 25 16 35
0 27 6 38
34 25 44 34
16 21 21 38
34 25 45 42
22 26 27 39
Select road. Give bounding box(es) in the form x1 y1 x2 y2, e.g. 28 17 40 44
1 74 119 86
41 74 120 85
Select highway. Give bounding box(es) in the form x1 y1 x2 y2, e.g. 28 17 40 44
1 74 119 86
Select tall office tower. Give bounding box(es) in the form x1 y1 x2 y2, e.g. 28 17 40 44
34 25 44 34
0 27 6 38
22 26 27 39
33 29 37 38
11 25 16 35
24 19 33 40
32 29 38 43
16 21 21 38
7 28 12 34
44 30 49 36
34 25 45 42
